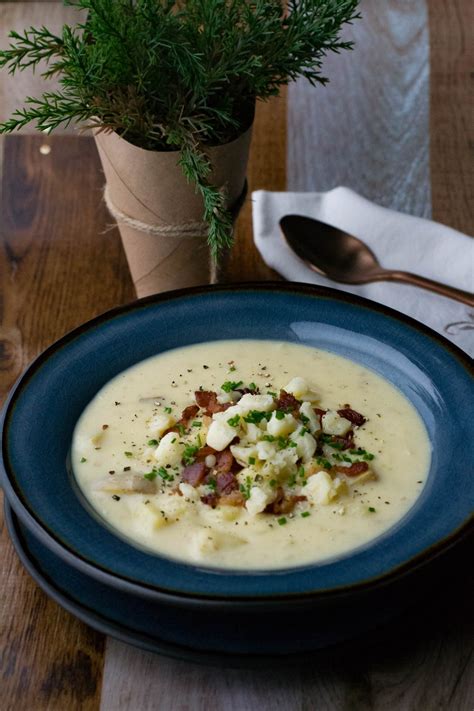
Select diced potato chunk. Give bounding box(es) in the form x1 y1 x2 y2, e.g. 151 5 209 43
178 482 199 501
244 423 262 441
213 403 241 422
283 377 308 398
246 486 271 516
206 419 236 451
125 497 163 534
321 410 352 436
305 471 336 505
189 525 246 560
217 506 242 522
151 493 187 521
271 447 299 473
154 432 184 466
189 529 218 559
346 470 377 486
216 392 233 404
267 412 298 437
237 393 275 414
95 473 156 495
256 440 278 461
230 444 258 466
290 429 317 462
299 401 321 435
148 413 176 438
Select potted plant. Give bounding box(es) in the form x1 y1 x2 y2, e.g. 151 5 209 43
0 0 359 296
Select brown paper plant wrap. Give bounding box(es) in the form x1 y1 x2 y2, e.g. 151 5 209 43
95 126 252 298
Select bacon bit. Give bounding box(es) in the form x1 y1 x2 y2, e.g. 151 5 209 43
219 491 245 507
161 424 179 436
265 487 307 515
330 430 354 451
337 406 366 427
181 462 207 486
216 470 238 495
215 448 234 474
195 390 232 415
312 407 326 427
334 461 369 477
235 387 260 396
200 493 219 508
180 404 199 425
276 390 300 413
195 445 217 461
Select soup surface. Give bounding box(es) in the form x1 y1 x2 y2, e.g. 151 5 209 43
72 340 430 569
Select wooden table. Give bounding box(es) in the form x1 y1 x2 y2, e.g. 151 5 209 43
1 2 473 709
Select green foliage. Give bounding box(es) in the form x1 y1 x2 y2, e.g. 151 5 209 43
0 0 360 256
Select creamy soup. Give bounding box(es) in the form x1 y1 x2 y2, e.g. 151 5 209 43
72 340 430 569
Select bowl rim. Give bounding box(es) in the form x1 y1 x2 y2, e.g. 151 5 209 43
1 281 473 603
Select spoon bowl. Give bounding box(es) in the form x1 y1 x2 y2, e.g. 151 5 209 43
280 214 474 306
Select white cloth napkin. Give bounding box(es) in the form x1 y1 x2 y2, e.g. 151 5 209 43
252 187 474 357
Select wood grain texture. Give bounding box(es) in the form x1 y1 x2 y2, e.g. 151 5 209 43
0 2 84 132
428 0 474 235
1 1 473 709
0 135 134 711
287 0 431 219
100 574 474 711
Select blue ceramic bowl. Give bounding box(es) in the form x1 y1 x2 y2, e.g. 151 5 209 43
1 284 473 604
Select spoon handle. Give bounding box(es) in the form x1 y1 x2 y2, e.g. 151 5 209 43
383 270 474 307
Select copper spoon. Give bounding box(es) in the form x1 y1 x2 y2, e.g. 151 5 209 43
280 214 474 307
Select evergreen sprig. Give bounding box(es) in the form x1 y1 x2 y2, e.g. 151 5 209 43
0 0 360 256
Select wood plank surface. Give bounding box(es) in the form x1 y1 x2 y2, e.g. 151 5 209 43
428 0 474 235
287 0 431 218
0 1 473 710
0 135 134 711
0 3 84 132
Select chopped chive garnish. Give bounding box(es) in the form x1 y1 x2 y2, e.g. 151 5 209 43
80 457 87 463
221 380 243 392
192 421 202 427
275 410 285 420
248 456 256 465
182 445 199 465
227 414 241 427
144 471 157 481
301 511 311 518
277 517 287 526
124 451 133 458
244 410 272 424
239 476 253 500
316 457 332 471
248 382 257 390
147 439 158 446
368 507 376 513
164 406 172 414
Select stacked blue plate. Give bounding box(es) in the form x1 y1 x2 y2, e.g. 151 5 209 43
2 284 473 662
